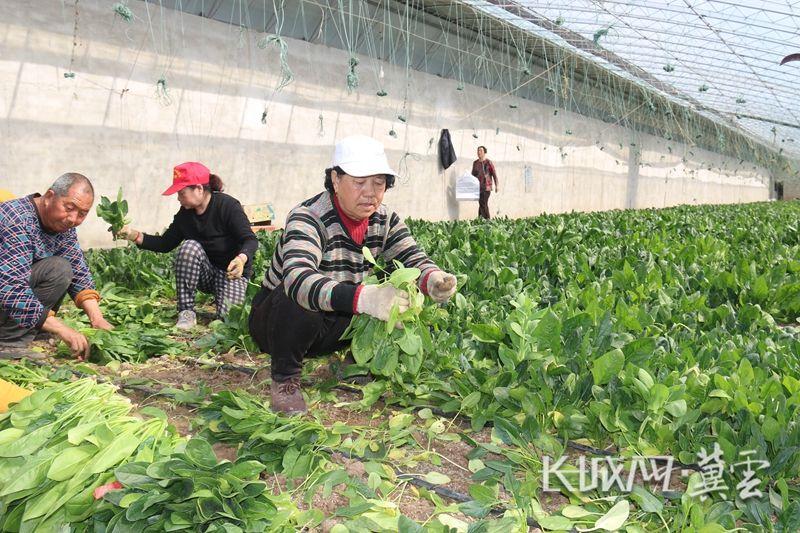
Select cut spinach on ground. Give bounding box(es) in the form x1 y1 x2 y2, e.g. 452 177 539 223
88 437 290 532
0 379 179 532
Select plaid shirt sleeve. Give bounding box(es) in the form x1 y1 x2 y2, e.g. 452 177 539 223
0 221 46 329
60 229 95 299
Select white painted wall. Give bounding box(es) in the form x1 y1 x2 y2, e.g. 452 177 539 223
0 1 770 248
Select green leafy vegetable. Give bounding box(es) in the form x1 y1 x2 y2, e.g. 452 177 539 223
96 187 131 238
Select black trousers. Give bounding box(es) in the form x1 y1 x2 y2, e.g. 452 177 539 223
0 256 72 345
478 189 491 219
248 285 352 381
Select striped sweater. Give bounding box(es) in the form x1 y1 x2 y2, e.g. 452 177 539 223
263 191 439 313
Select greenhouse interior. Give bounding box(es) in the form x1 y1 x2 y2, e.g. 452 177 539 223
0 0 799 531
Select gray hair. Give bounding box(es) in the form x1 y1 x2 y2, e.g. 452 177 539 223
50 173 94 197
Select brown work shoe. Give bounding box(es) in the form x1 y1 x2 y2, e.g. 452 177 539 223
270 377 307 415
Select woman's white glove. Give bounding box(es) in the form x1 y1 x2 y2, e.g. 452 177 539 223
226 254 247 280
116 225 140 243
356 285 409 321
426 271 457 303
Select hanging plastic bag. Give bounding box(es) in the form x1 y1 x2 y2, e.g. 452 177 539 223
455 172 479 201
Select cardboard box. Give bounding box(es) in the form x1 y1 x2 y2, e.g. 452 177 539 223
242 203 274 225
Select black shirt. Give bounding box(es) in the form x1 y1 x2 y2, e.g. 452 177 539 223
139 192 259 279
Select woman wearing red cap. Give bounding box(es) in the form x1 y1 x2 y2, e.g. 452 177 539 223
117 163 258 329
248 136 458 415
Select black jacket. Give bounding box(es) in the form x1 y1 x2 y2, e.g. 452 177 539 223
140 192 259 278
439 129 457 170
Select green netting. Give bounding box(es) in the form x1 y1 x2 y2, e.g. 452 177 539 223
119 0 796 178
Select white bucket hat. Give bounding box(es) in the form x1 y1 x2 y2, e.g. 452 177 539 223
332 135 397 177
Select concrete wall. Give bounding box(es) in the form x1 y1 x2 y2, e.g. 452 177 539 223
784 181 800 200
0 1 770 248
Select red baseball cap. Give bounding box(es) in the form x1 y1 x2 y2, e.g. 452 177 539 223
162 162 210 195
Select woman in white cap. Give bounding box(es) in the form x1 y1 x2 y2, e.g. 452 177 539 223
117 162 258 329
249 135 457 415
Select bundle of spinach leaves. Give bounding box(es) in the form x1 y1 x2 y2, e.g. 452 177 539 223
96 187 131 239
340 248 443 390
87 438 292 532
0 379 178 532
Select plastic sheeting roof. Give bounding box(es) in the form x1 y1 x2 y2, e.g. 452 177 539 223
469 0 800 160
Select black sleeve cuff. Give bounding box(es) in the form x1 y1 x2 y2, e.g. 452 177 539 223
331 283 358 314
139 233 154 251
241 236 259 261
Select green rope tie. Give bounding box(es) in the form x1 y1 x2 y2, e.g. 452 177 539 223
593 26 612 45
113 2 133 22
156 77 172 106
346 57 359 92
258 35 294 91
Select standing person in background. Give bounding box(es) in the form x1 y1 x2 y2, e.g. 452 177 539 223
116 163 258 330
471 146 499 220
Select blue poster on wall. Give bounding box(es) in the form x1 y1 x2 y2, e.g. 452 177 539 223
524 165 534 193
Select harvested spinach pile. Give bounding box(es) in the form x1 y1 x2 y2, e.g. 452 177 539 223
0 359 58 388
197 390 332 476
84 326 184 364
88 438 289 532
55 284 184 363
57 320 185 364
0 379 178 532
